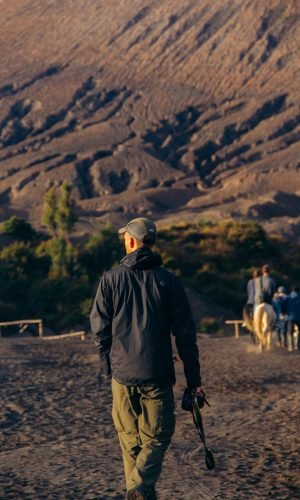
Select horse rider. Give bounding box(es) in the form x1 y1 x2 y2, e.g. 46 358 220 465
254 264 276 310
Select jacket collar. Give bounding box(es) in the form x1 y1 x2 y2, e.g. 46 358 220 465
120 247 162 270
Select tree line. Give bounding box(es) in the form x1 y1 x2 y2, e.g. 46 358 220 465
0 186 299 332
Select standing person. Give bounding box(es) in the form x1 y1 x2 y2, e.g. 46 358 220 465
285 286 300 351
272 290 283 347
276 286 288 348
90 217 203 500
246 269 260 318
254 264 276 308
243 269 260 337
272 287 284 347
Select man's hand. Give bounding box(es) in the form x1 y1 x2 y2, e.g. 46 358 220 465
182 387 205 411
193 386 205 396
193 387 211 408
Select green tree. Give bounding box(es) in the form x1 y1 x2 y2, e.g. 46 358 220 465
55 182 77 239
42 187 57 236
41 184 77 278
45 237 77 279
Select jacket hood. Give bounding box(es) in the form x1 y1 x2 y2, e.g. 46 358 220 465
120 247 162 270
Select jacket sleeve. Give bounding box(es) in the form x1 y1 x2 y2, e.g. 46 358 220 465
281 297 288 315
168 276 201 388
271 278 276 297
90 274 113 375
247 280 251 299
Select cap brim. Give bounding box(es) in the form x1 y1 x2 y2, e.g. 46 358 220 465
118 227 126 234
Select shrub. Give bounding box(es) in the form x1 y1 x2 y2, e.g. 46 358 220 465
0 216 39 241
80 225 122 283
0 242 38 279
199 316 220 334
80 298 94 318
0 302 16 322
29 277 91 329
44 238 77 278
197 218 214 228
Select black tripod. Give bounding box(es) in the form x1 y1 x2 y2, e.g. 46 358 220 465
191 394 215 470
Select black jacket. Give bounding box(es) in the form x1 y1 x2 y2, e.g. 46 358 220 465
90 247 201 388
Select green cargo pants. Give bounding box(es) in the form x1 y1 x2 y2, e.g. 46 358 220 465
111 378 175 493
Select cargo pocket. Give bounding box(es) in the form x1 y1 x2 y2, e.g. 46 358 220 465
111 378 139 434
140 386 175 442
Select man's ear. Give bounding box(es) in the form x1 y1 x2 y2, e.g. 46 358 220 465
130 237 135 248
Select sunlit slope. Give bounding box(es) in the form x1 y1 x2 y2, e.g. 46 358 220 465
0 0 299 237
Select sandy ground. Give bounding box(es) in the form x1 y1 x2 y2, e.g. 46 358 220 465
0 333 299 500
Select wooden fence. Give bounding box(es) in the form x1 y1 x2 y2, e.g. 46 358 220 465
43 331 85 341
0 321 86 341
225 320 244 338
0 319 43 337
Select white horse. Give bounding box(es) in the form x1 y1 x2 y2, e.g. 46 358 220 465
253 303 276 352
242 304 256 344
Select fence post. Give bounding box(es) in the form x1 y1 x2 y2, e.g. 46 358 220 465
235 322 239 338
225 320 243 338
38 321 43 337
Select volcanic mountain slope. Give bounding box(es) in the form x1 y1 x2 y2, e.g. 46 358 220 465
0 0 299 237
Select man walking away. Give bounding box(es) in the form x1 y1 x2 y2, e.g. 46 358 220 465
90 217 203 499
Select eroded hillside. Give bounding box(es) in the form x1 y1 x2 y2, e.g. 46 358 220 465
0 0 299 237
